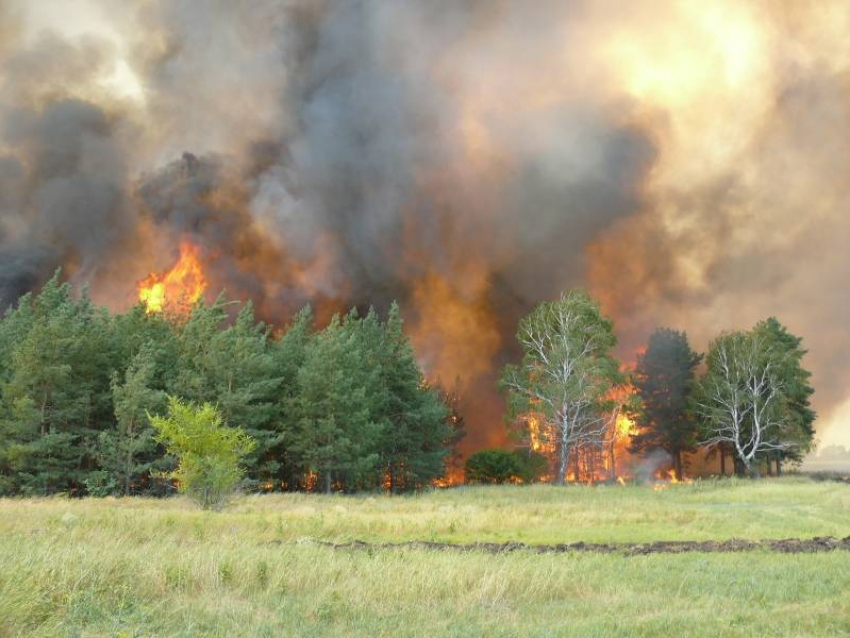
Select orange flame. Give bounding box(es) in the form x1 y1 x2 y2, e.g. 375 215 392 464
653 468 692 491
137 242 206 314
526 411 555 454
616 412 637 437
517 387 639 484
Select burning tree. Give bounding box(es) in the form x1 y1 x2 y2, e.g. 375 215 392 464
694 320 814 476
499 290 623 484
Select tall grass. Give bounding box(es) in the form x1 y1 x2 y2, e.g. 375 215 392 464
1 478 848 636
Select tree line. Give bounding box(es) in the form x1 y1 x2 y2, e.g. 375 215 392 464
497 290 815 482
0 274 461 496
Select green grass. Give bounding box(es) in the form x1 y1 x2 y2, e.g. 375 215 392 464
1 477 849 637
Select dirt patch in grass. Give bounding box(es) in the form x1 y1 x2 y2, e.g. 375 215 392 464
302 536 850 556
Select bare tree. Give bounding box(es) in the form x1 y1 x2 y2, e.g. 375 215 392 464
500 290 621 484
696 332 788 476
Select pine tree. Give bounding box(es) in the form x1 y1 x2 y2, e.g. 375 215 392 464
204 304 282 485
271 307 313 487
377 303 451 492
169 297 231 403
630 328 702 480
292 311 383 493
0 274 114 494
98 343 168 495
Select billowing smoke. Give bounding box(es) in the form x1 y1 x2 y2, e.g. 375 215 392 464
1 0 849 451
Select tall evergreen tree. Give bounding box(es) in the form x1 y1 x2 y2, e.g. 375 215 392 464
0 274 113 494
271 306 314 488
169 297 231 402
377 303 451 492
292 311 383 493
205 304 282 484
0 273 458 496
98 343 168 495
630 328 702 480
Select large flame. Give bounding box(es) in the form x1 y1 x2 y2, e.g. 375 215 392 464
137 242 207 314
526 411 556 455
518 389 639 484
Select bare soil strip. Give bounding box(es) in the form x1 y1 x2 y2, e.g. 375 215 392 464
307 536 850 556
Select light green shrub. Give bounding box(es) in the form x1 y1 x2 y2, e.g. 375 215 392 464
150 397 254 510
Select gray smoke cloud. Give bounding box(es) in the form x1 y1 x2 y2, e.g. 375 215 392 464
0 96 133 305
2 0 848 450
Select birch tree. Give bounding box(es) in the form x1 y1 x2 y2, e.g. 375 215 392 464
695 331 789 476
500 290 622 484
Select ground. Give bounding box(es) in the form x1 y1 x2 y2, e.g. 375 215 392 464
1 477 848 637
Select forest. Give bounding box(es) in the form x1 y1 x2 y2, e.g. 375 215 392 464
0 273 460 497
0 276 815 498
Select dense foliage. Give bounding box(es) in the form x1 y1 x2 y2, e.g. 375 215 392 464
0 274 457 496
464 449 548 484
694 318 815 476
501 291 815 482
630 328 702 480
150 397 254 510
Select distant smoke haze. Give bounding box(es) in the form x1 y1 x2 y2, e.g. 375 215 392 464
2 0 850 451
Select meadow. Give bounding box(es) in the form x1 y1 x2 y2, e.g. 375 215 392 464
1 477 849 637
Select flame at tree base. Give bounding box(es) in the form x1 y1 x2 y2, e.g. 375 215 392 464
137 242 207 314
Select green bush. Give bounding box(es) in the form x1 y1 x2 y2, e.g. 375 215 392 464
514 450 549 483
83 470 119 497
464 450 522 484
150 397 255 510
465 449 549 484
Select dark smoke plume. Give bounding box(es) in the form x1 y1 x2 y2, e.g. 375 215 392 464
2 0 849 450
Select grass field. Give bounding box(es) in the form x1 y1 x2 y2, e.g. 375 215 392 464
1 477 849 637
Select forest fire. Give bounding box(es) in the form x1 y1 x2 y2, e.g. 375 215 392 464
527 412 555 455
0 1 833 496
653 468 693 491
137 242 207 314
519 395 640 484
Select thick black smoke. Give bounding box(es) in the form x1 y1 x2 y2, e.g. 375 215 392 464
4 0 849 449
114 1 654 450
0 98 132 306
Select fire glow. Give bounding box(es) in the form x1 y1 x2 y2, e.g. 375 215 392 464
137 242 207 314
653 468 693 492
523 400 642 485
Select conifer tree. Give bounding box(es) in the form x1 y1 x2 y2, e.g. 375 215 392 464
98 343 168 495
377 303 451 492
630 328 701 480
205 303 282 484
292 311 383 493
0 274 113 493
